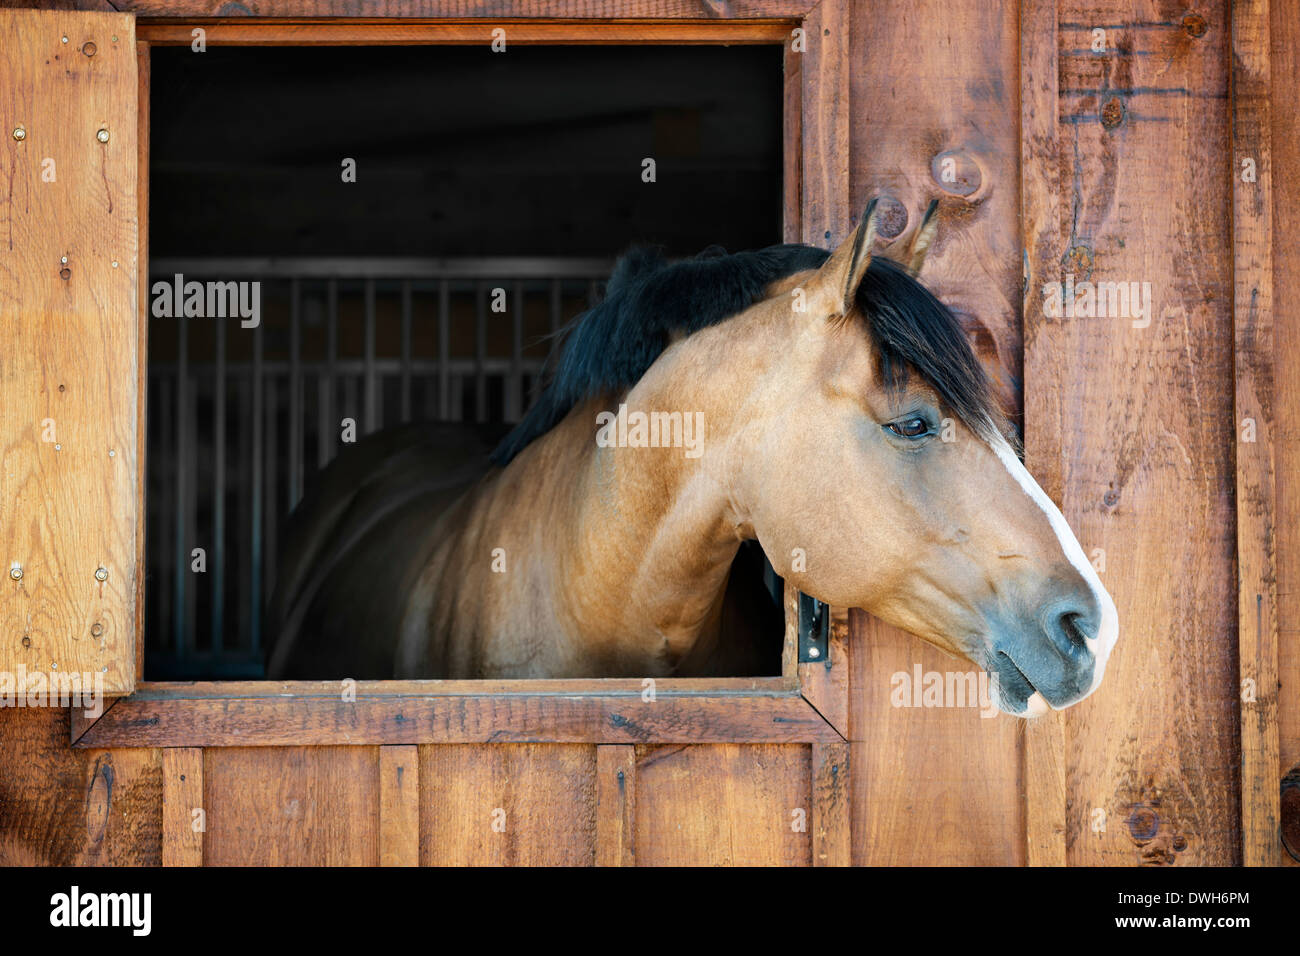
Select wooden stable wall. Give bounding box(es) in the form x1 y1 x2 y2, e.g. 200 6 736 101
1 0 1295 866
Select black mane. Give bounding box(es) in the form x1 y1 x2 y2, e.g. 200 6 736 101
491 242 997 465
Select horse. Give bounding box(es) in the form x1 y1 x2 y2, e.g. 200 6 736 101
266 200 1119 716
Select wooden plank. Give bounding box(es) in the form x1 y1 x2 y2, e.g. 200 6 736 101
161 747 203 866
850 614 1023 865
1232 0 1280 869
379 745 420 866
0 9 140 693
134 39 150 684
1272 0 1300 869
799 0 849 247
0 709 160 865
810 740 849 865
74 690 844 747
1042 3 1238 865
847 0 1025 866
782 30 803 243
799 603 849 737
128 676 789 697
1019 0 1067 868
421 744 596 865
137 19 795 45
633 744 811 865
595 744 636 866
203 746 379 865
122 1 816 17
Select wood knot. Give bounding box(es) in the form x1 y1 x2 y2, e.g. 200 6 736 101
873 196 908 239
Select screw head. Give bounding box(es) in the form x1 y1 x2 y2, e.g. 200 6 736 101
111 260 119 268
96 128 109 143
9 566 22 581
61 36 68 44
808 646 820 658
60 255 67 264
82 41 97 57
94 567 108 581
12 127 25 142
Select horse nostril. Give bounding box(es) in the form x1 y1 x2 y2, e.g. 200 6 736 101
1046 608 1098 666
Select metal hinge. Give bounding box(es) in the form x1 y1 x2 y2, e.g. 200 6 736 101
797 591 829 664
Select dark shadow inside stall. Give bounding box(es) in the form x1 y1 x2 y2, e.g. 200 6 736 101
146 44 787 680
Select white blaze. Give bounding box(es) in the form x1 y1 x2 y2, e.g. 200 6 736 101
987 434 1120 706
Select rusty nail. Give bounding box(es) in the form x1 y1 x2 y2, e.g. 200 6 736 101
90 623 103 637
1172 833 1188 851
1100 97 1126 130
1182 13 1208 38
59 268 71 280
96 128 109 143
12 127 25 142
20 636 31 648
82 41 97 57
9 566 22 581
94 567 108 582
1126 805 1159 841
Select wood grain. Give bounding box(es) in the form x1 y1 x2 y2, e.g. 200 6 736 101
1272 0 1300 868
1019 0 1067 868
0 708 160 865
161 747 203 866
847 0 1025 866
137 19 793 45
798 604 849 737
0 9 140 692
74 688 843 747
799 0 849 247
633 743 810 864
595 744 636 865
1043 2 1239 865
811 740 849 865
850 614 1023 865
121 0 816 16
379 745 419 866
421 744 596 865
202 746 380 865
1231 0 1280 868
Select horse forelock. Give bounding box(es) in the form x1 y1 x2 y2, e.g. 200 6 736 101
490 242 1003 465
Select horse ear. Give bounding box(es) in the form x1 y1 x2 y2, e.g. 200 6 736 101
905 199 940 277
810 198 879 319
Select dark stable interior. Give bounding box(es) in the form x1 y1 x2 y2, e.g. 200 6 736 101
146 44 787 680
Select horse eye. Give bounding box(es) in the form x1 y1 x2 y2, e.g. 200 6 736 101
886 417 930 438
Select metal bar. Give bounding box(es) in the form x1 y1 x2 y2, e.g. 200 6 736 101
509 281 524 422
212 315 226 653
364 278 378 433
324 278 337 464
250 320 264 655
237 363 252 651
264 374 278 601
438 279 450 419
289 278 303 509
152 256 613 279
400 280 412 423
475 282 487 424
158 375 173 657
150 358 547 376
173 312 188 662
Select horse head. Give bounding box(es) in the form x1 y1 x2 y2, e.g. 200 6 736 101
734 201 1119 716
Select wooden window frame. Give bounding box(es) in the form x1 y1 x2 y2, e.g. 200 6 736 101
73 5 854 751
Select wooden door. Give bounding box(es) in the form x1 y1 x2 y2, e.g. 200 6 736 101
0 9 141 694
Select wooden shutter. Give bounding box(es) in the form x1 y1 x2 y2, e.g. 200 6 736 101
0 10 140 694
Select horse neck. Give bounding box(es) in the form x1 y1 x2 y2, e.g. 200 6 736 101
545 350 754 669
